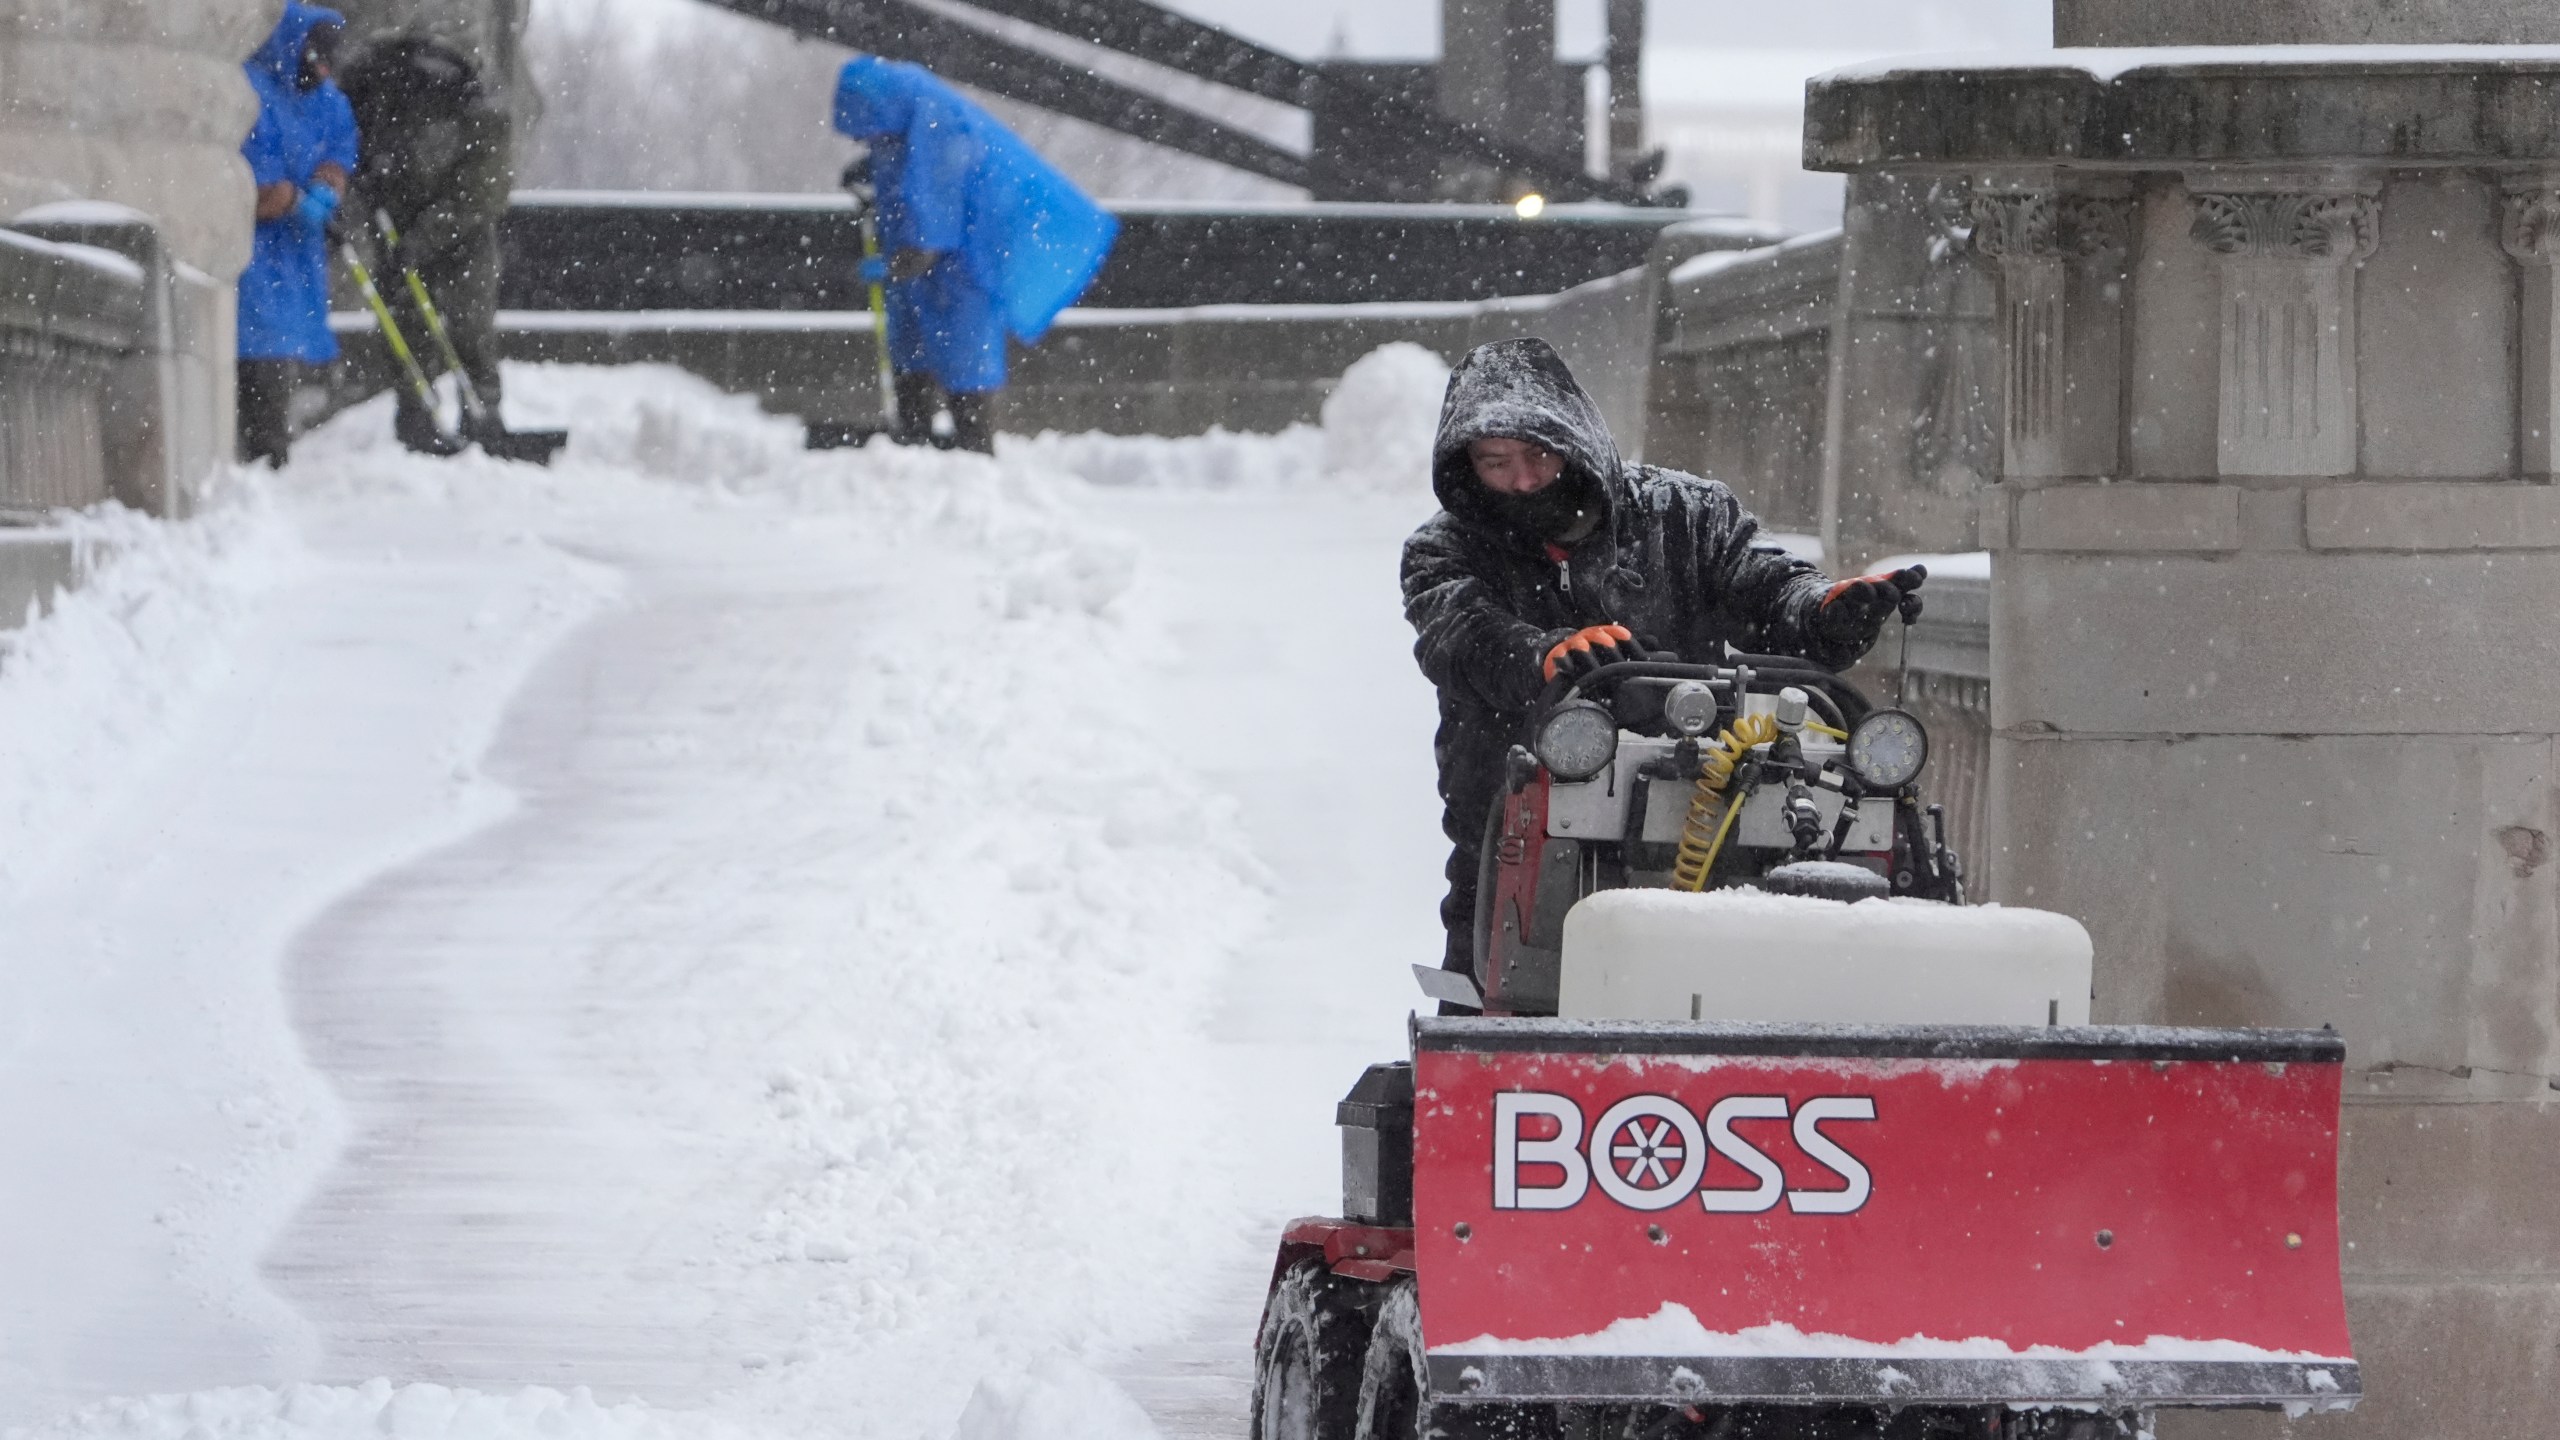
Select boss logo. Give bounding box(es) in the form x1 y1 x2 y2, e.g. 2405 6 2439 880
1492 1091 1877 1215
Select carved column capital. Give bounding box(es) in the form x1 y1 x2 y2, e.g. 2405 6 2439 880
2188 191 2379 263
1965 191 2130 262
2501 187 2560 265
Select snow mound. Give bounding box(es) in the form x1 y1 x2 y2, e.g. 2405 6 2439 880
950 1358 1160 1440
2 1381 776 1440
1321 342 1451 495
0 485 297 895
1002 342 1449 507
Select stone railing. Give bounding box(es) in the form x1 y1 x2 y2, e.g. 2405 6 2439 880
0 223 144 518
1645 230 1844 537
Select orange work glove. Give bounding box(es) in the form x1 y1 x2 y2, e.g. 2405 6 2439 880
1542 623 1644 682
1814 564 1927 646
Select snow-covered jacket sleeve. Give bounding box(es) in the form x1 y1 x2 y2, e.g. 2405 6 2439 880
1402 518 1567 716
1683 481 1873 671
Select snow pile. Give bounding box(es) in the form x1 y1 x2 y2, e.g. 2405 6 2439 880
297 365 1269 1436
948 1358 1159 1440
3 1382 775 1440
1318 342 1450 496
1009 422 1322 492
1006 341 1450 507
0 488 297 895
0 361 1417 1440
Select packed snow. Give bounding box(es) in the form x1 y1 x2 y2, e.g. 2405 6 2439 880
0 359 1443 1439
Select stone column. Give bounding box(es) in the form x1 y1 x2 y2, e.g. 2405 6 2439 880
1807 43 2560 1440
2503 178 2560 476
2187 178 2379 477
1968 180 2132 480
1815 174 1999 572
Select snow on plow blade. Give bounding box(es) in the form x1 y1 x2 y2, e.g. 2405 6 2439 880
1411 1018 2360 1413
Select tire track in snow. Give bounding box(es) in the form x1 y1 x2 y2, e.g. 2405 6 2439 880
265 521 869 1400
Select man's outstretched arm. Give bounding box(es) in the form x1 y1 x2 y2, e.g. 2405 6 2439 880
1688 483 1920 670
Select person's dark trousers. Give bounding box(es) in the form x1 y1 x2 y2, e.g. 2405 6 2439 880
383 223 504 450
893 372 939 447
237 359 295 468
945 391 995 454
1436 791 1494 1015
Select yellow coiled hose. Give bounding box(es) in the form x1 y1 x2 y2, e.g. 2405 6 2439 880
1670 712 1781 892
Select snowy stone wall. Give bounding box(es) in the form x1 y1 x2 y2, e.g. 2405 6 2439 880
1810 39 2560 1439
0 0 267 530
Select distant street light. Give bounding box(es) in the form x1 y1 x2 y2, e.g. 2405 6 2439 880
1515 193 1548 219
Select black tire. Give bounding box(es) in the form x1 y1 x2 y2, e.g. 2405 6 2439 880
1253 1260 1377 1440
1351 1281 1430 1440
1355 1281 1563 1440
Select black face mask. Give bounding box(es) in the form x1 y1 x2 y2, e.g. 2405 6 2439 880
298 25 340 92
1486 465 1602 543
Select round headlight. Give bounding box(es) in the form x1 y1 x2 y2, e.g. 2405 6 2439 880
1535 701 1619 782
1846 709 1929 790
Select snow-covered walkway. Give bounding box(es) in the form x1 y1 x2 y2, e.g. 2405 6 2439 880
0 361 1448 1440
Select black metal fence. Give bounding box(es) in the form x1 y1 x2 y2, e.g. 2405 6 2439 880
497 192 1691 312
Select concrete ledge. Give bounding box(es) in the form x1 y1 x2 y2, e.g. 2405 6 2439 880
0 529 82 632
2014 483 2241 552
1805 47 2560 173
2308 482 2560 551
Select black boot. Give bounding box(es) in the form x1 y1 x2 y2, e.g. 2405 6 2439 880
237 360 295 468
945 391 995 455
892 373 939 447
395 394 465 456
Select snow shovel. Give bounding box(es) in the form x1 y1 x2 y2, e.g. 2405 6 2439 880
805 162 905 451
338 235 466 456
372 210 569 466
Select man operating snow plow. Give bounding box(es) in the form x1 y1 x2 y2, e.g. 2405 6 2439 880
1247 343 2361 1440
1254 654 2363 1440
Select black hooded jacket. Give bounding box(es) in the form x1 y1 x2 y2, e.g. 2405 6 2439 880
1401 338 1871 851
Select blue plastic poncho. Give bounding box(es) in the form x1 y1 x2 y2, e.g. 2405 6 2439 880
238 2 360 364
832 56 1118 393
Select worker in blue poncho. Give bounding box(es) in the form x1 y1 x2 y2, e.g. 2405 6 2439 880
237 2 361 468
831 56 1118 454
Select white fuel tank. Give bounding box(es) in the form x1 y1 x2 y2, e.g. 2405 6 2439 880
1557 888 2094 1026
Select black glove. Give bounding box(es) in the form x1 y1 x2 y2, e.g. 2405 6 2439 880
1542 624 1649 682
1813 564 1926 647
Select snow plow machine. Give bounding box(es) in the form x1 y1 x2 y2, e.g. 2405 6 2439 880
1253 656 2360 1440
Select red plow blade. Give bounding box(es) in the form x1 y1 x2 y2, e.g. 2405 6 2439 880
1410 1019 2360 1413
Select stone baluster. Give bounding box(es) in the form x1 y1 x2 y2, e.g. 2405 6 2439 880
2186 179 2381 476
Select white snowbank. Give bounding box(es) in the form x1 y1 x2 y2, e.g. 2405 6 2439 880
1318 341 1451 497
1008 339 1450 515
4 361 1338 1440
1434 1303 2354 1364
0 490 298 895
949 1358 1160 1440
3 1382 772 1440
